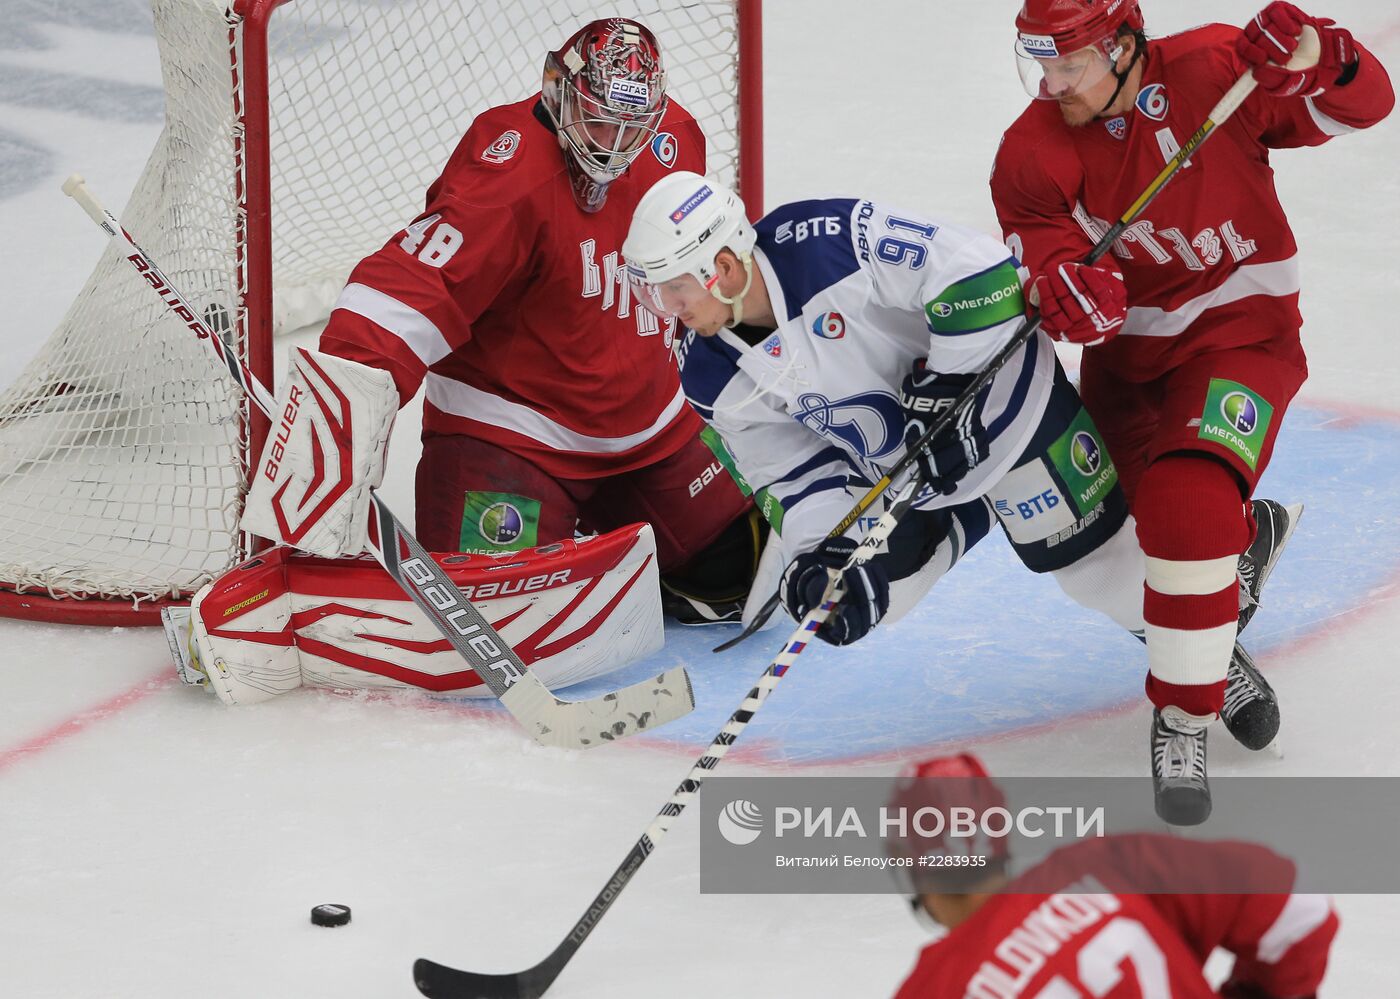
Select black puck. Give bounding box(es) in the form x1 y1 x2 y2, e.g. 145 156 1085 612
310 903 351 927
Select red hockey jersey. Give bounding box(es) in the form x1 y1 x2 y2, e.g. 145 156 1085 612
895 835 1338 999
320 95 707 478
992 25 1393 383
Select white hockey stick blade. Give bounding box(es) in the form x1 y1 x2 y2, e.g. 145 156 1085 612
503 666 695 749
62 173 696 749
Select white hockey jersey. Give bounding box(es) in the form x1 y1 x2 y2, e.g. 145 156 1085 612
679 197 1057 564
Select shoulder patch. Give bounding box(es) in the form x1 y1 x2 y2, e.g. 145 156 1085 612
925 259 1025 336
755 199 860 321
1135 84 1169 122
651 131 678 169
481 129 523 164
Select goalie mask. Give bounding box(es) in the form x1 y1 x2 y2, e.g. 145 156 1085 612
623 172 757 329
543 18 668 213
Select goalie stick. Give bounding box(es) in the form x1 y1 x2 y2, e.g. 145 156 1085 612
714 28 1321 654
62 174 694 750
412 472 923 999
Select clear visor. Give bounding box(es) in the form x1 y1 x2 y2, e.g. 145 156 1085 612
1014 37 1122 100
561 83 664 180
627 267 713 323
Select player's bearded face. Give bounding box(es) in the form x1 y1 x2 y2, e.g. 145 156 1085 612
1016 41 1123 127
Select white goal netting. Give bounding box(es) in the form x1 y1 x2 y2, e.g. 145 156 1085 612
0 0 749 611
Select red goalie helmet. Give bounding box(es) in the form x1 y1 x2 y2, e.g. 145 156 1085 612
1016 0 1144 57
543 18 668 213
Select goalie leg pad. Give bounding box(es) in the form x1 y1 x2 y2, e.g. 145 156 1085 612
177 525 665 703
185 549 301 706
242 348 399 557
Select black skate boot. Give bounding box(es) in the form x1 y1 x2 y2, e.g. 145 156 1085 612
1222 642 1280 751
1238 500 1302 633
1151 706 1213 826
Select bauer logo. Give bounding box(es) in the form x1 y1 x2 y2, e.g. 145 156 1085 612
479 502 524 547
1135 84 1169 121
608 78 651 108
480 129 522 164
1070 431 1102 476
651 131 677 168
1222 392 1259 435
718 799 764 845
812 311 847 340
1020 33 1058 58
670 185 713 223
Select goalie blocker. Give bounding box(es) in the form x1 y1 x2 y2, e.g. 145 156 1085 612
164 524 664 705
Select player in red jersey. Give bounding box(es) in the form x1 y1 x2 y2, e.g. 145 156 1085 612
317 18 757 622
990 1 1393 823
887 754 1340 999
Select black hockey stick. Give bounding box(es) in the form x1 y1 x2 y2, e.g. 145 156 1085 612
713 41 1315 654
413 475 923 999
63 174 695 750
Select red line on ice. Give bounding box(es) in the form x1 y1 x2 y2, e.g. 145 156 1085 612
0 669 174 775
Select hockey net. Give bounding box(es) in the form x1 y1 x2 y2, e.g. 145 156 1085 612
0 0 761 625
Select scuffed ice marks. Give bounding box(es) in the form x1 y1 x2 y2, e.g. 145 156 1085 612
0 0 163 198
2 0 156 51
0 129 49 198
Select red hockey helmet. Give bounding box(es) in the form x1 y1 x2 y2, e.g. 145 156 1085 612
883 753 1012 896
543 18 668 212
1014 0 1145 100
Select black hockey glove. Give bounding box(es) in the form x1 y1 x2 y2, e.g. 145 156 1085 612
779 537 889 646
898 359 992 496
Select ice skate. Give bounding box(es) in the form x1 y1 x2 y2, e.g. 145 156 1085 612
1151 706 1212 826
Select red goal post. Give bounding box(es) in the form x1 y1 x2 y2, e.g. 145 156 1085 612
0 0 763 626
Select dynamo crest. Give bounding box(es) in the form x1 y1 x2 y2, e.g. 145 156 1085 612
793 391 905 460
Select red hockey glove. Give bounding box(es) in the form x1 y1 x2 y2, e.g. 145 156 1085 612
1031 262 1127 347
1237 2 1357 99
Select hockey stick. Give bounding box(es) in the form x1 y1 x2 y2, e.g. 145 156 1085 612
715 30 1320 653
62 174 694 750
412 473 923 999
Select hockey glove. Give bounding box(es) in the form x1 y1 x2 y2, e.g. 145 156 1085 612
780 537 889 646
1237 3 1356 98
899 360 992 496
1031 261 1127 346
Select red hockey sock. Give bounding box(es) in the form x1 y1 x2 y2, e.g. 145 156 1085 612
1135 455 1248 716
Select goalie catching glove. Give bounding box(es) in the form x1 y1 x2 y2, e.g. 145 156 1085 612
242 348 398 558
779 537 890 646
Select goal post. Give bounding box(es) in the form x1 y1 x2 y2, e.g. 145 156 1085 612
0 0 763 627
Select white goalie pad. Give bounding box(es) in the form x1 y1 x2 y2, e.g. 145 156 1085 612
169 523 665 705
241 347 398 558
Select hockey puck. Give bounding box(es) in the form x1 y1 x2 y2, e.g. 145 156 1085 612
310 903 351 927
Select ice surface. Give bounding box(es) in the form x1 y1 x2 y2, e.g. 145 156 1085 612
2 1 1398 996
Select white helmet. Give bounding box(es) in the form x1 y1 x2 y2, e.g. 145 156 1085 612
623 172 758 326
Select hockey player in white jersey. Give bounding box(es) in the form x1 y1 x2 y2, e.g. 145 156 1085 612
626 174 1143 638
624 175 1290 822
